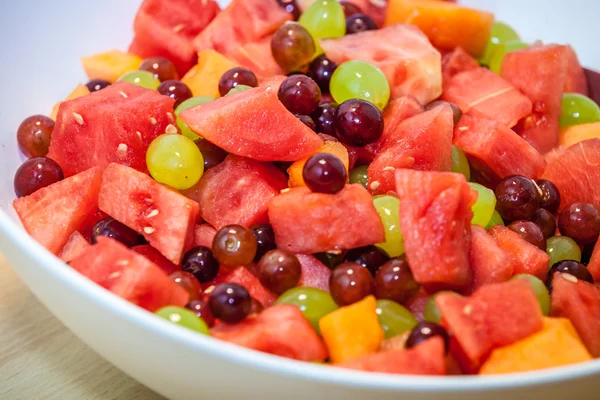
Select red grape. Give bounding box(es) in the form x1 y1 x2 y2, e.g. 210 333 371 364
170 271 202 302
558 203 600 244
218 68 258 97
308 55 338 93
302 153 347 194
507 220 546 250
271 22 315 73
157 80 193 108
494 175 541 221
139 57 179 81
258 249 302 294
17 115 54 158
278 75 322 115
329 262 375 306
14 157 63 198
536 179 561 214
406 322 450 353
336 99 384 146
212 225 257 267
208 283 252 323
312 102 338 135
374 256 420 304
182 246 220 283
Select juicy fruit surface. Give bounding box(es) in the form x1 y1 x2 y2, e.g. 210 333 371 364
288 141 349 188
559 122 600 148
268 185 385 253
441 47 479 85
81 50 142 83
296 254 331 292
467 225 512 294
181 50 239 98
224 266 277 308
59 231 92 263
47 82 175 177
228 35 284 80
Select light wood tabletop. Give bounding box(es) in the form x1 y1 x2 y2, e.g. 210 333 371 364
0 256 165 400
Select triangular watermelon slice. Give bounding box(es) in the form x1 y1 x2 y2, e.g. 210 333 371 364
13 166 103 255
194 224 217 248
59 231 91 263
296 254 331 292
564 45 588 95
224 266 277 308
466 225 512 294
227 35 284 80
441 47 479 85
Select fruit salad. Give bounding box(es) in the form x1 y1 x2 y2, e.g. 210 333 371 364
12 0 600 376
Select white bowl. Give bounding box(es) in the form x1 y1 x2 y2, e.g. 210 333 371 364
1 1 599 399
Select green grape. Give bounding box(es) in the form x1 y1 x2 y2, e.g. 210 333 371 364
146 134 204 190
488 40 528 74
469 182 496 227
546 236 582 267
511 274 551 316
349 165 369 189
330 60 390 110
451 145 470 181
424 296 442 324
559 93 600 128
486 210 505 229
155 306 210 334
481 22 521 66
276 287 338 333
118 70 161 90
299 0 346 56
226 85 252 96
175 96 215 140
376 299 418 339
373 195 404 258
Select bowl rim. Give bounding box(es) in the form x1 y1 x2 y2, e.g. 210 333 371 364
2 208 600 392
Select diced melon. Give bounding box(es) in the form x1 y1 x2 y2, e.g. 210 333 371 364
559 122 600 148
50 84 90 121
81 50 143 83
288 141 349 187
182 50 239 98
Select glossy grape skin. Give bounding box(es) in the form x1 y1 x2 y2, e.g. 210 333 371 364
218 68 258 97
349 165 369 189
335 99 383 146
14 157 64 198
511 274 550 316
157 80 193 108
258 250 302 294
535 179 561 214
547 260 594 291
558 203 600 244
271 22 316 73
296 114 316 131
146 134 204 190
481 22 521 66
85 79 111 92
175 96 215 140
488 41 528 74
376 299 418 339
182 246 220 283
560 93 600 127
17 115 54 158
194 139 227 170
118 70 161 90
344 245 390 276
330 60 390 110
276 0 301 20
185 300 215 327
139 57 179 81
308 55 338 93
340 0 362 17
494 175 541 221
91 217 141 247
170 271 202 302
156 306 210 334
406 322 450 353
278 75 322 115
531 208 556 240
345 13 377 35
373 195 405 258
329 262 375 306
251 225 277 262
424 296 442 324
299 0 346 55
302 153 347 194
212 225 257 267
546 236 582 266
469 182 497 227
486 210 505 228
208 283 253 323
374 257 419 304
314 252 345 269
312 102 338 135
508 220 546 250
276 287 338 333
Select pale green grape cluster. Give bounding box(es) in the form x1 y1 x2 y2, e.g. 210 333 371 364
481 22 521 66
175 96 215 140
118 70 161 90
451 145 470 181
373 195 405 258
376 299 418 339
488 41 528 74
155 306 210 334
469 182 496 227
276 287 338 333
546 236 582 266
330 60 390 110
146 134 204 190
299 0 346 56
559 93 600 127
511 274 550 316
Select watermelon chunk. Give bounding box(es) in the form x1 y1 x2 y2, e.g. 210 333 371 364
442 68 532 127
441 47 479 85
320 25 442 104
227 35 284 80
195 224 217 248
129 0 220 75
368 104 453 195
132 245 180 276
296 254 331 292
551 273 600 357
501 44 569 153
585 68 600 105
540 138 600 211
268 185 385 254
98 163 199 265
13 167 103 255
395 169 474 291
47 82 175 177
436 280 544 373
211 304 328 361
587 240 600 282
466 225 512 294
488 226 550 281
71 237 189 311
339 337 446 375
564 46 588 96
224 266 276 307
59 231 91 263
405 288 430 322
454 115 546 187
180 85 322 161
195 155 287 229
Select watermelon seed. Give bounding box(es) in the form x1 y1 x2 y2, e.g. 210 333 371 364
463 304 473 316
280 188 290 193
562 273 578 284
531 179 544 198
370 180 380 191
172 24 185 33
204 285 216 295
150 117 157 125
146 209 159 218
115 259 130 267
457 126 469 132
167 112 175 122
326 249 342 255
72 112 84 125
165 124 178 134
117 143 128 157
119 91 128 99
383 166 395 172
136 131 143 140
143 226 156 234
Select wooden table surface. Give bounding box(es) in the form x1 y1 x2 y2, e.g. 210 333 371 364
0 256 165 400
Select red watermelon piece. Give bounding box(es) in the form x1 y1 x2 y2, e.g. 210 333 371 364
320 25 442 104
441 47 479 85
47 82 175 177
436 280 544 372
551 273 600 357
71 237 188 311
587 240 600 282
59 231 91 263
453 115 546 187
224 266 276 307
296 254 331 292
129 0 220 76
405 288 430 321
442 67 532 127
132 244 180 275
13 167 103 255
195 224 217 248
395 169 474 291
211 304 328 361
488 225 550 281
227 35 284 80
268 184 385 254
585 68 600 105
339 337 446 375
368 104 454 195
541 138 600 211
180 85 323 161
501 44 569 153
564 45 588 96
466 225 512 294
98 163 199 265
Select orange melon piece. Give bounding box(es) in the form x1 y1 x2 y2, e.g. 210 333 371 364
559 122 600 148
287 141 349 187
182 50 239 98
319 296 383 363
81 50 142 83
385 0 494 57
50 84 90 121
480 318 592 375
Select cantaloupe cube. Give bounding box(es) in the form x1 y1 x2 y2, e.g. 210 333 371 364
50 84 90 120
319 296 383 363
559 122 600 148
81 50 143 83
182 50 239 98
480 318 592 375
287 141 349 187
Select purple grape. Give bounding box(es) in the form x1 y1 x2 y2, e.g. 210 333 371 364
340 0 362 17
85 79 110 92
494 175 541 221
374 256 420 304
530 208 556 240
182 246 220 283
536 179 561 214
345 13 377 34
276 0 301 20
218 68 258 97
258 249 302 294
507 220 546 250
312 102 338 135
14 157 63 198
308 55 338 93
406 322 450 353
547 260 594 291
302 153 347 194
336 99 384 146
296 114 316 131
157 80 193 108
251 224 277 262
91 217 141 247
558 203 600 244
278 75 322 115
344 245 389 275
208 283 252 323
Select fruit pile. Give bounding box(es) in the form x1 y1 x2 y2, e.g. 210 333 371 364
12 0 600 376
